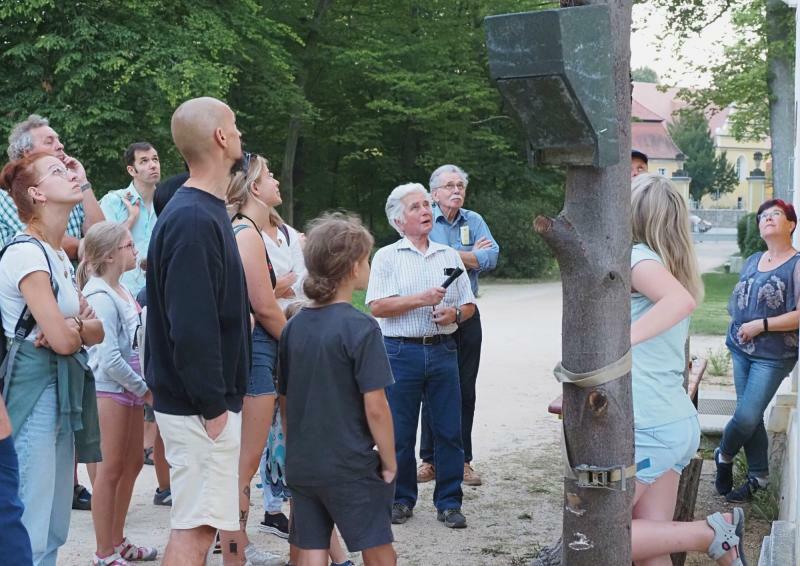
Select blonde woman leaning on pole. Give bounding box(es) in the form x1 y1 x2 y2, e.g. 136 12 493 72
78 222 157 565
220 153 286 566
0 153 104 565
627 174 744 566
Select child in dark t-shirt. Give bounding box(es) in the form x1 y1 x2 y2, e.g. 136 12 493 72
277 213 397 565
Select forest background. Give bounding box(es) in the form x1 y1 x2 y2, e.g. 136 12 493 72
0 0 568 279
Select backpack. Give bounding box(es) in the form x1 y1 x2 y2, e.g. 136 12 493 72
0 235 59 393
278 223 290 246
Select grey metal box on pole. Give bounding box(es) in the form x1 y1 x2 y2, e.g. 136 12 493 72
485 5 619 167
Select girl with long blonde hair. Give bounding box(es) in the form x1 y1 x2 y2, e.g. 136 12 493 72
80 221 157 565
628 174 744 566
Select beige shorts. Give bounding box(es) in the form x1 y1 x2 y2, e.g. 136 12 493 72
155 410 242 531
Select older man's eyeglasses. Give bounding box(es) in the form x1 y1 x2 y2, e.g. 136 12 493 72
434 182 466 192
758 210 785 222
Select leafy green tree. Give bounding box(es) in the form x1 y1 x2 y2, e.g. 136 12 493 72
0 0 300 192
632 66 659 83
669 109 738 201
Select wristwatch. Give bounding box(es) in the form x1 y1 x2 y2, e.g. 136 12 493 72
455 307 463 324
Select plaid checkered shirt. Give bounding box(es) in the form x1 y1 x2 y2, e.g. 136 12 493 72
0 191 84 246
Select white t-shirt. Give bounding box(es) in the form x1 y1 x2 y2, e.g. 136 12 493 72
262 224 307 307
0 240 81 341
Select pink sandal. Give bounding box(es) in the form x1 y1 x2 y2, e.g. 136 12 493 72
115 537 158 562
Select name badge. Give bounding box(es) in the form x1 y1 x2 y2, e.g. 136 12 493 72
460 225 470 246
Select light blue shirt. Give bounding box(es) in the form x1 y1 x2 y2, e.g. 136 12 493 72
430 205 499 296
99 182 157 295
631 243 696 429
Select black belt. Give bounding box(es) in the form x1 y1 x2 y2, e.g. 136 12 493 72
389 335 452 345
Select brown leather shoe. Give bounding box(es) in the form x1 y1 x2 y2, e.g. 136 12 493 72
463 463 482 486
417 462 435 483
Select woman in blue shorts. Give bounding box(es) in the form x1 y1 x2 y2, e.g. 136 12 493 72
628 175 745 566
220 153 287 566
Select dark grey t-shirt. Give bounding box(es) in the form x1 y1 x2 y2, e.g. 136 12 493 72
277 302 394 485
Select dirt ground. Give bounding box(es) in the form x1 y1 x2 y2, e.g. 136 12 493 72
61 281 569 565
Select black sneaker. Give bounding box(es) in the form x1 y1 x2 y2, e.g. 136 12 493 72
726 476 761 503
714 448 734 496
259 512 290 539
391 503 413 525
153 487 172 506
437 508 467 529
72 484 91 511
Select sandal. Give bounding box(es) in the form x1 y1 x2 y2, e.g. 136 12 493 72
115 537 157 561
143 446 154 466
706 507 747 565
92 552 129 566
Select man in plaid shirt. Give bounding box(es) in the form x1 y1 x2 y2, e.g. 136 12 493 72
1 114 104 258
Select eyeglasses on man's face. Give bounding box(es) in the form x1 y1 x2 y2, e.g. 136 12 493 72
434 182 466 192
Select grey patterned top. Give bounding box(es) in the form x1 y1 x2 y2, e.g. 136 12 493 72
726 252 800 360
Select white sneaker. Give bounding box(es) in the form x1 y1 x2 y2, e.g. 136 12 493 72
244 543 284 566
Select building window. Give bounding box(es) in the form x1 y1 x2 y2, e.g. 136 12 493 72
736 156 747 181
658 168 667 176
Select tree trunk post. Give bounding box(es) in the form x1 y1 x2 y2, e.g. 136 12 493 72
767 0 795 201
535 1 634 563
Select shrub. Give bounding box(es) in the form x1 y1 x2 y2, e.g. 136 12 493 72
739 212 767 258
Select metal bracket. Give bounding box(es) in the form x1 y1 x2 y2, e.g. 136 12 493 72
574 464 629 491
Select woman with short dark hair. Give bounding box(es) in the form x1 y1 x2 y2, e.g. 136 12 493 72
715 198 800 503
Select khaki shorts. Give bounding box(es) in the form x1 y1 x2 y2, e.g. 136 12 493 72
155 410 242 531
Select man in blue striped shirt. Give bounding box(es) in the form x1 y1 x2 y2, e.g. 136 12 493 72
418 164 499 488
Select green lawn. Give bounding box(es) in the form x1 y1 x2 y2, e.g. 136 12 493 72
691 271 739 335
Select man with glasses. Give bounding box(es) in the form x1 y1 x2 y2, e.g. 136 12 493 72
417 164 499 488
2 114 104 256
99 142 161 296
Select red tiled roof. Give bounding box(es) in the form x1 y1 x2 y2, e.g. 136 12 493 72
632 99 664 122
632 121 684 160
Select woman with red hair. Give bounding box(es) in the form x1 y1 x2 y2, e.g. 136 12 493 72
0 152 104 564
715 198 800 503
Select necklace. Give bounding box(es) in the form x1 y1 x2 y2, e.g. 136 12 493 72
28 230 69 278
767 248 796 263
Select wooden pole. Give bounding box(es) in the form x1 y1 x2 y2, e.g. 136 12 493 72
534 1 634 563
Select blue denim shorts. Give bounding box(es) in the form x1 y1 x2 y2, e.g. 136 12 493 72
635 415 700 484
248 324 278 397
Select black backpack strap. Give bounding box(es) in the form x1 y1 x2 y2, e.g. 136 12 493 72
0 235 60 398
278 223 290 246
0 235 59 342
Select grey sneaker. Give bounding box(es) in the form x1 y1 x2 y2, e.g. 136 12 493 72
244 543 284 566
437 508 467 529
391 503 413 524
153 487 172 506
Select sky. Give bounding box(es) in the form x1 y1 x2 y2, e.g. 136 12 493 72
630 4 733 88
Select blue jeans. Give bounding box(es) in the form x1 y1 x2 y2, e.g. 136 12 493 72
14 382 74 566
384 337 463 511
720 349 797 478
0 435 32 564
420 309 482 463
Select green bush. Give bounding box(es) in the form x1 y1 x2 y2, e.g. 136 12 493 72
740 212 767 258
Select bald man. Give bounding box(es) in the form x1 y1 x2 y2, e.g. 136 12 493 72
145 98 253 564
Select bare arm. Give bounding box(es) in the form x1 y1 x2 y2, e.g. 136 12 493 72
19 272 82 355
236 227 286 339
364 389 396 482
630 260 697 346
62 236 80 261
369 287 446 318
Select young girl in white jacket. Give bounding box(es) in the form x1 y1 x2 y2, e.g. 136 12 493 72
79 221 157 566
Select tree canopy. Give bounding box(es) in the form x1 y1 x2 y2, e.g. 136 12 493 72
0 0 565 278
669 109 738 202
632 66 658 83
